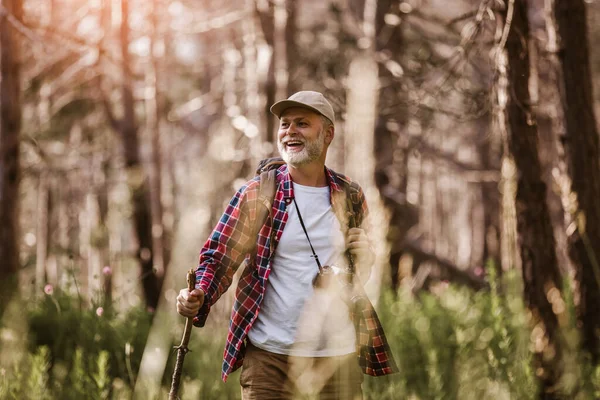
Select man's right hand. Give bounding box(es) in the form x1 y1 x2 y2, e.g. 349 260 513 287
176 288 205 318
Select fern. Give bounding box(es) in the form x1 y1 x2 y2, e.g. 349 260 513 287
25 347 51 400
93 351 110 399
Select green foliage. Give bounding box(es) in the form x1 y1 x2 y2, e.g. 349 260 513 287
30 294 149 380
0 346 124 400
2 265 600 399
364 264 592 400
3 286 152 399
1 347 51 400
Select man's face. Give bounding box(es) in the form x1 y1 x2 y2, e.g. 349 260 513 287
277 107 331 168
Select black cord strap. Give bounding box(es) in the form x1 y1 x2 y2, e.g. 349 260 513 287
292 198 323 273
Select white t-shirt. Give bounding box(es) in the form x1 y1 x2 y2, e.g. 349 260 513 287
247 183 356 357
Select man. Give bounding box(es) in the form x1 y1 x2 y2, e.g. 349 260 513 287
177 91 397 399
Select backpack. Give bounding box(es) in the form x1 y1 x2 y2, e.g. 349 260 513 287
250 157 364 269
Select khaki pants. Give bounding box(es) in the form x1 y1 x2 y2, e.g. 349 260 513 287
240 343 363 400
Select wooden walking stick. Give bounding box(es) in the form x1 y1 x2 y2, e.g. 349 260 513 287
168 268 196 400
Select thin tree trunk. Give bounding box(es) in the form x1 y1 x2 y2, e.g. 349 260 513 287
500 0 563 396
554 0 600 364
83 151 107 299
66 125 82 267
108 0 159 308
345 0 389 296
0 0 23 317
98 0 112 303
255 1 276 143
46 177 59 286
372 0 416 289
147 0 168 284
265 49 276 145
284 0 297 95
476 111 501 270
256 0 293 144
243 0 263 168
84 190 102 297
96 156 111 303
161 16 178 242
35 173 49 294
529 28 572 278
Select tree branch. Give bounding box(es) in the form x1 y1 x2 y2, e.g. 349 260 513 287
404 240 489 290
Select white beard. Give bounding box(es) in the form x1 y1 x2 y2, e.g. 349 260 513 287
278 129 325 167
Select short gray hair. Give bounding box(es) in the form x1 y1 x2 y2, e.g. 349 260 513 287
319 115 333 131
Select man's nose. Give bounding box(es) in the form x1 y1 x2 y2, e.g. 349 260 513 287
284 123 297 135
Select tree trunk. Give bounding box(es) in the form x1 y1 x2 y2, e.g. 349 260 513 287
284 0 297 95
147 0 169 285
255 0 295 143
46 177 59 286
98 0 113 303
0 0 23 317
35 173 49 294
344 0 391 296
255 1 277 144
554 0 600 364
118 0 159 308
372 0 417 289
96 157 111 303
501 0 563 396
530 15 573 280
476 110 501 271
243 0 263 168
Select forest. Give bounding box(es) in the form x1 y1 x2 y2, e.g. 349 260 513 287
1 0 600 399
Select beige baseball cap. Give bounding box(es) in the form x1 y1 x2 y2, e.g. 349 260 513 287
270 91 335 124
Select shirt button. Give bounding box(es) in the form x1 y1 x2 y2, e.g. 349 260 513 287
285 198 291 204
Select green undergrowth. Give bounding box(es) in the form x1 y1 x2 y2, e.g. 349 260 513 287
1 266 599 399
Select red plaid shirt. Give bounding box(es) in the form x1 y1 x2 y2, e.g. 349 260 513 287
193 164 398 382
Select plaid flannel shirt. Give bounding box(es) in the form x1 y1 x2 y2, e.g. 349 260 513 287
193 164 398 382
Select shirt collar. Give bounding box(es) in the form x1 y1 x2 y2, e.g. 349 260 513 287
277 163 344 200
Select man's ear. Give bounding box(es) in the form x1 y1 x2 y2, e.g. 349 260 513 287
325 126 335 144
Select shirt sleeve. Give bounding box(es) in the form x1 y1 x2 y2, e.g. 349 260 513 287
193 184 255 327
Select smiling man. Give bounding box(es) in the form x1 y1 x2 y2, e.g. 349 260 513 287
177 91 397 399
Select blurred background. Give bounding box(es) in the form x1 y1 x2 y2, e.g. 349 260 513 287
1 0 600 398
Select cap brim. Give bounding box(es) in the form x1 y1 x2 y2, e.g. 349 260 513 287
270 100 325 119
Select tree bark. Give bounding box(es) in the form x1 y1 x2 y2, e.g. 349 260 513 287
554 0 600 364
501 0 563 396
476 109 501 271
531 16 573 279
0 0 23 317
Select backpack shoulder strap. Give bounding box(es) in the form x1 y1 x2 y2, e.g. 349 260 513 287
256 157 285 175
331 170 364 229
248 168 278 262
330 170 366 275
258 168 278 218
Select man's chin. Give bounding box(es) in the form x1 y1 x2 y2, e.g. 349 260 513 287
284 159 303 168
280 152 306 167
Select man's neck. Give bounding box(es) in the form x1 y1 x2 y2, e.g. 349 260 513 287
287 162 327 187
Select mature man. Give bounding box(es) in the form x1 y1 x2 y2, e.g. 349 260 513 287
177 91 397 399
